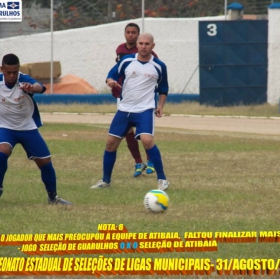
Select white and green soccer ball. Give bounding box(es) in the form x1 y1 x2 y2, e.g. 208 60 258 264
144 190 169 213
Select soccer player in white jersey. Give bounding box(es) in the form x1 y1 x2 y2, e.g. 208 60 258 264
0 53 71 205
91 33 169 191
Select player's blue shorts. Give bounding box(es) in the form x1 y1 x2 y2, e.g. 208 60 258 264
0 128 51 160
109 109 155 140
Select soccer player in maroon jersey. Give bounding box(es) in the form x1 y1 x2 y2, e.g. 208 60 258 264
112 23 157 177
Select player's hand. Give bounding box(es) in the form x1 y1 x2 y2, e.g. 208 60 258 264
19 82 34 92
106 80 122 90
155 108 163 118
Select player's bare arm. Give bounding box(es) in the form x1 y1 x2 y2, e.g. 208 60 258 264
19 82 43 93
155 94 167 118
106 78 122 90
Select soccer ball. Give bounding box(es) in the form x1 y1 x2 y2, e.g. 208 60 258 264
143 190 169 213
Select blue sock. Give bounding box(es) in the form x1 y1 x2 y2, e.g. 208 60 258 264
146 145 166 180
103 150 116 184
40 161 57 199
0 152 8 188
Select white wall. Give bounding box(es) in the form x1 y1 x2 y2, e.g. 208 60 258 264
267 7 280 104
0 16 224 94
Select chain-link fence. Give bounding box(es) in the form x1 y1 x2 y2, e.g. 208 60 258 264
2 0 273 37
0 0 274 94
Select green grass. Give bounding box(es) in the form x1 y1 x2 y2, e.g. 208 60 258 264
1 122 280 278
38 102 280 117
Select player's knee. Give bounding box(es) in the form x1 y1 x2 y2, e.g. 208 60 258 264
106 136 121 151
34 157 51 168
141 137 154 150
0 144 12 156
106 142 118 151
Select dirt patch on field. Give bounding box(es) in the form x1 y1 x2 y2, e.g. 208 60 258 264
41 113 280 136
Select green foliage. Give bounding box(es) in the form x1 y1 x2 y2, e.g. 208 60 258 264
23 0 50 8
26 0 271 31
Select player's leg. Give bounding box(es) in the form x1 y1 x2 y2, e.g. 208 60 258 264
0 128 15 197
142 136 169 191
91 110 129 189
0 145 11 197
125 127 147 177
140 134 167 178
134 110 169 191
115 96 146 177
126 128 142 163
91 135 122 189
20 129 71 205
145 152 155 175
34 157 71 205
104 135 122 181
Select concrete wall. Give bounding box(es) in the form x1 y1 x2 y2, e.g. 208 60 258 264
0 16 224 95
267 7 280 104
1 13 279 104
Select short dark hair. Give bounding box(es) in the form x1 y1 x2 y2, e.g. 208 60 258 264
125 23 140 34
2 53 20 66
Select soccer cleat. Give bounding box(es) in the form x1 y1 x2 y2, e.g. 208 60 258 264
0 187 3 197
158 179 169 191
48 195 72 205
90 180 111 189
146 160 155 174
134 163 146 177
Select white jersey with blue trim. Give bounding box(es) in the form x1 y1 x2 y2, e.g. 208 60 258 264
107 53 168 113
0 72 44 130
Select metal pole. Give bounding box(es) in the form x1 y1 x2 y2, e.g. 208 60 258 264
142 0 144 32
50 0 53 94
107 0 112 21
224 0 228 20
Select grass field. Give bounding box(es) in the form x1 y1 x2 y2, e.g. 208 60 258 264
37 102 280 117
1 103 280 279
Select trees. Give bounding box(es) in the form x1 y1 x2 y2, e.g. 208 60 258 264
23 0 50 8
24 0 271 31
